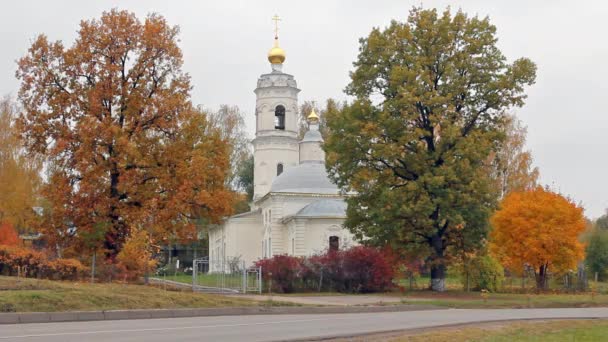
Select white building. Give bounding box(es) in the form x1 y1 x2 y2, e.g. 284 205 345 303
208 30 356 267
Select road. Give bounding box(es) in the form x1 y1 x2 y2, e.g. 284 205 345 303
0 308 607 341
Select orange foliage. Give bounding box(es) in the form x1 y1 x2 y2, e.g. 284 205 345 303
0 222 20 246
16 10 235 257
490 187 586 289
47 258 88 281
116 229 157 281
0 245 87 280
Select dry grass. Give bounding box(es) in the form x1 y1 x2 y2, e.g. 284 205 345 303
0 276 259 313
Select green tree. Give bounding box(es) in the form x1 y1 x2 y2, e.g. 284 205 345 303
586 228 608 281
596 211 608 230
235 154 254 202
324 7 536 291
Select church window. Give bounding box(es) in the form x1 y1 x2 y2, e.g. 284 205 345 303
329 236 339 251
268 237 272 256
277 163 284 176
274 105 285 130
292 238 295 254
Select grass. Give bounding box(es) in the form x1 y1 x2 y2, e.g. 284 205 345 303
0 275 261 313
396 290 608 309
390 319 608 342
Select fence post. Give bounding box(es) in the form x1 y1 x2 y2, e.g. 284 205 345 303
259 266 262 294
192 260 197 292
242 260 247 293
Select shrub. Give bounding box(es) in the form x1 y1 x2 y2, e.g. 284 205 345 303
342 246 395 292
47 258 88 280
463 255 505 292
255 246 395 293
255 255 303 293
0 245 47 277
116 230 157 281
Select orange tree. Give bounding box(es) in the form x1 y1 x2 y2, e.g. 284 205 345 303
490 187 586 290
16 10 235 259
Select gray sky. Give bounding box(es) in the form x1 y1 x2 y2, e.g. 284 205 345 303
1 1 607 218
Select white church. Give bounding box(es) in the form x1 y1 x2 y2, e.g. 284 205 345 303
208 27 356 267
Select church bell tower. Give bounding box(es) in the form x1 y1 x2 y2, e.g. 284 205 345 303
252 16 300 201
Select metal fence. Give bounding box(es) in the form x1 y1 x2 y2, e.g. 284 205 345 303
192 257 261 294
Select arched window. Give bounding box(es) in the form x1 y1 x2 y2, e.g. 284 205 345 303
277 163 284 176
329 236 339 251
274 105 285 130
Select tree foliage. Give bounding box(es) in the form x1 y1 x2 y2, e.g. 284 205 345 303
585 228 608 281
0 222 20 246
488 114 539 197
595 211 608 230
0 97 41 232
205 105 251 188
490 187 586 290
16 10 235 258
324 7 536 291
235 154 254 202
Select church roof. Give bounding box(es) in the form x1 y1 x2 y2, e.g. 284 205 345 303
270 162 339 194
301 128 323 143
295 199 347 218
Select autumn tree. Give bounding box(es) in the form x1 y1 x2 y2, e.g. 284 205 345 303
16 10 235 259
488 114 539 197
205 105 251 187
324 7 536 291
490 187 586 290
0 97 41 232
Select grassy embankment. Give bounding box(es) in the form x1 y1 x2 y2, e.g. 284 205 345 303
163 273 608 309
389 320 608 342
0 275 261 313
396 275 608 309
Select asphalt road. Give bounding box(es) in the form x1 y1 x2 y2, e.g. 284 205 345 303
1 308 607 341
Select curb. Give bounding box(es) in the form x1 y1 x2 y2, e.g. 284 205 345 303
0 304 438 325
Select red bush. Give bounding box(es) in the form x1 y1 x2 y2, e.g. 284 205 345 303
255 255 303 293
255 246 396 293
342 246 395 292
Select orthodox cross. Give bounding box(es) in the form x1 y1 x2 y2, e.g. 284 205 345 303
272 14 281 39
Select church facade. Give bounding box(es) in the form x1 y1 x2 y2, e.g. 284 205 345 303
208 30 356 267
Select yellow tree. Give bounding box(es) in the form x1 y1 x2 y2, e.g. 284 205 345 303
0 97 41 232
490 187 586 290
16 10 235 259
488 114 539 198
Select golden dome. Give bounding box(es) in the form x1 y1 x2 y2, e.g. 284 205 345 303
268 38 286 64
307 109 319 122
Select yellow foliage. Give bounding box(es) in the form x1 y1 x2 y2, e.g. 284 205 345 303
116 229 157 281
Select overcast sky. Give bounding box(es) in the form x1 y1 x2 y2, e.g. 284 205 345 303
1 1 606 218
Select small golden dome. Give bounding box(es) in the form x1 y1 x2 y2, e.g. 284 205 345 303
307 109 319 122
268 38 286 64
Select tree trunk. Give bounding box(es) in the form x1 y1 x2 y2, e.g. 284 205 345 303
535 264 548 291
430 263 446 292
430 233 446 292
91 250 96 283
